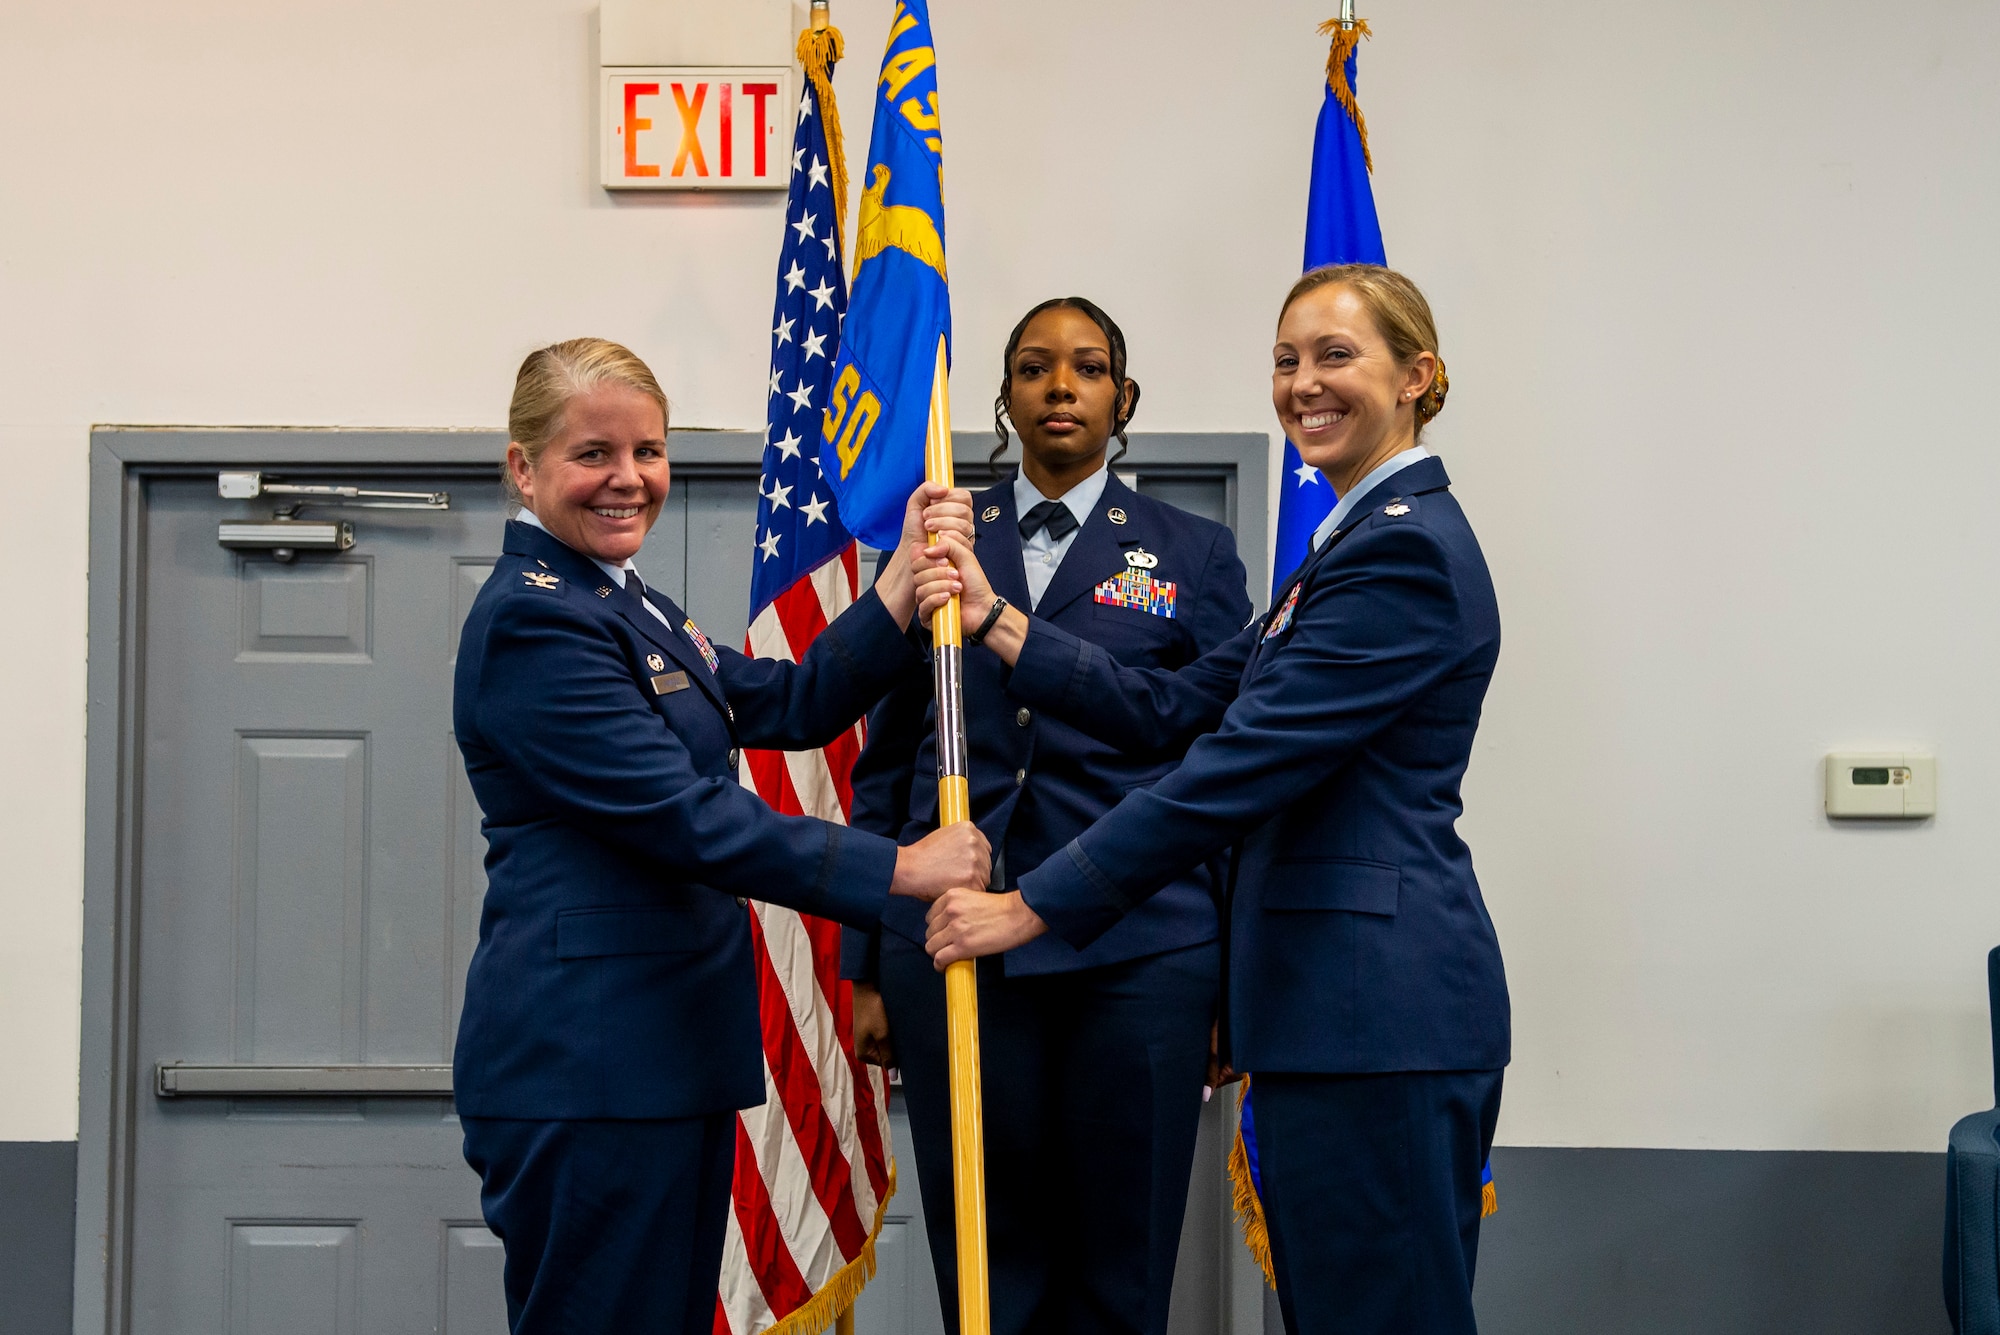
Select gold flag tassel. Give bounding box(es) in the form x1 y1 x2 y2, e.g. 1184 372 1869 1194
1314 15 1375 173
1226 1081 1276 1290
797 6 850 269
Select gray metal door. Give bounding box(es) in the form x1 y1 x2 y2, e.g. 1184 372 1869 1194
129 469 511 1334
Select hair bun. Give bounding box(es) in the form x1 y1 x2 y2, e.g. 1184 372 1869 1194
1416 359 1449 426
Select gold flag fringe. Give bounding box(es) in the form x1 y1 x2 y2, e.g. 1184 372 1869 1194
1227 1082 1276 1290
1226 1081 1496 1294
757 1161 898 1335
1314 17 1374 174
796 24 850 272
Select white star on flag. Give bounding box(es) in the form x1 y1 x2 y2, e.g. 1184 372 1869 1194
801 328 828 362
759 529 782 560
769 368 784 396
773 429 802 460
792 211 818 243
807 278 836 311
774 316 795 345
787 380 815 412
798 90 813 125
800 493 830 526
1294 462 1321 486
785 262 807 292
764 481 793 510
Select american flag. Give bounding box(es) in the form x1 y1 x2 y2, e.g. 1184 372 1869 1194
716 52 897 1335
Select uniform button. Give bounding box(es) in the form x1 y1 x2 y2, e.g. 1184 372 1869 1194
728 748 741 770
1016 708 1031 727
1015 767 1027 786
736 896 749 908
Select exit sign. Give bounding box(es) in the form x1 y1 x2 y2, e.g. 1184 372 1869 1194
602 67 794 190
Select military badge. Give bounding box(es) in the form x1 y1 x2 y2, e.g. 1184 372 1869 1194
1384 502 1412 517
646 653 665 672
1106 507 1128 525
681 618 721 673
981 505 1001 522
1264 583 1302 640
522 571 560 589
1123 547 1159 570
1093 567 1177 619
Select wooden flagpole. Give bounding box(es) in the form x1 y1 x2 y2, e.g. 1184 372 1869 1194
923 332 991 1335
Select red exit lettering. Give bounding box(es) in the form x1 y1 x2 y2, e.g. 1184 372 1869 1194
612 75 785 186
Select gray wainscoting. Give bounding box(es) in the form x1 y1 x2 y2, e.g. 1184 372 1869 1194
1474 1146 1949 1335
8 1142 1956 1334
1 1141 75 1335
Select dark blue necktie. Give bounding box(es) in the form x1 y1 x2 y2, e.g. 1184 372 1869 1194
1019 500 1079 542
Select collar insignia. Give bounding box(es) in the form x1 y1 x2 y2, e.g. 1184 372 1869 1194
1106 507 1128 526
981 505 1001 522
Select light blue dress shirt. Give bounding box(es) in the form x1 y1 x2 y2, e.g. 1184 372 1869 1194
1308 445 1432 552
1014 465 1110 610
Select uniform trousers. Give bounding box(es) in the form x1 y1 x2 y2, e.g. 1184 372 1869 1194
1254 1068 1504 1335
879 933 1220 1335
461 1113 735 1335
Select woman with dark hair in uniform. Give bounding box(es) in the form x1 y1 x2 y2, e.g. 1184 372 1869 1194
451 338 988 1335
842 299 1252 1335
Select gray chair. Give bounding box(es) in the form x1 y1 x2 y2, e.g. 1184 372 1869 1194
1946 946 2000 1332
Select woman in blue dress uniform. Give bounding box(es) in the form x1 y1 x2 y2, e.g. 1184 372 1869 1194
917 268 1510 1335
843 299 1252 1335
451 338 988 1335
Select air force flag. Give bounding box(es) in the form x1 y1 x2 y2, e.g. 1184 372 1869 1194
818 0 950 550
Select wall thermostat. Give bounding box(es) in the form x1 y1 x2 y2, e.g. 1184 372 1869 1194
1825 752 1935 818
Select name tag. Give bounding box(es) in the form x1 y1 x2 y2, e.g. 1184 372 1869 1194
651 670 690 696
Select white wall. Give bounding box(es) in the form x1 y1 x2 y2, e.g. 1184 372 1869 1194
3 0 1996 1150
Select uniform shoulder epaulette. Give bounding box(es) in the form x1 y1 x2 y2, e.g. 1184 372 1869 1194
513 559 569 594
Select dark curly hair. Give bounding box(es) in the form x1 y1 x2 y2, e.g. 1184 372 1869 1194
990 296 1141 469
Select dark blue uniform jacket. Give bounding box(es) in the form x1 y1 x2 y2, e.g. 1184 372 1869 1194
1008 457 1510 1072
453 519 912 1120
843 471 1251 978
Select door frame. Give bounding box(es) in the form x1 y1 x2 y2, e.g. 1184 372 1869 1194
75 426 1268 1335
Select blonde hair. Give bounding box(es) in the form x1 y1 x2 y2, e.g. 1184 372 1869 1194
1279 264 1449 430
504 338 670 505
